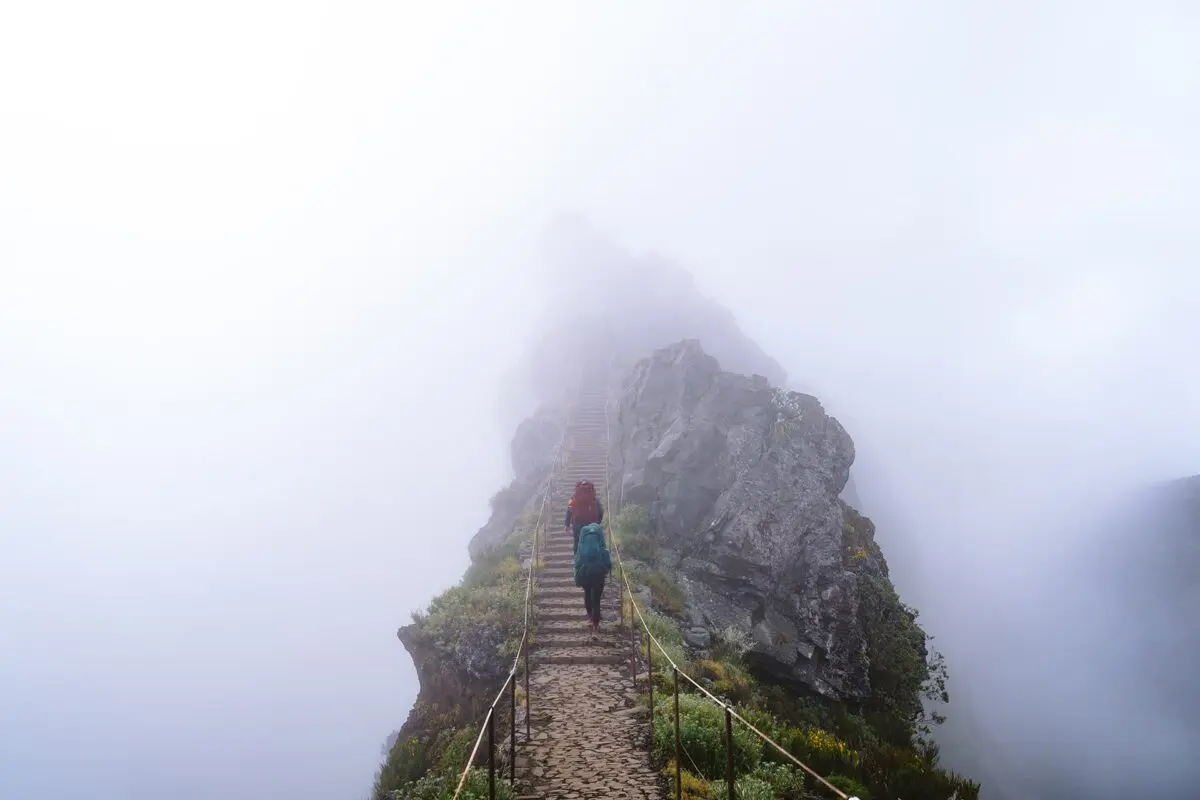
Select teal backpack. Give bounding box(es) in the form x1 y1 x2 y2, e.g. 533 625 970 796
574 523 612 586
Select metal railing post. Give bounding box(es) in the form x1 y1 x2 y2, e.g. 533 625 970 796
725 706 735 800
673 668 682 800
510 677 516 787
488 712 496 800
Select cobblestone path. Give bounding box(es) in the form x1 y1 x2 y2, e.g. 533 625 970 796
519 378 663 799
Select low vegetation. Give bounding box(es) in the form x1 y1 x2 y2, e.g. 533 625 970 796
612 504 980 800
373 524 532 800
377 498 979 800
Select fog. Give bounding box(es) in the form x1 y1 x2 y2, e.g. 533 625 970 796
2 3 1198 799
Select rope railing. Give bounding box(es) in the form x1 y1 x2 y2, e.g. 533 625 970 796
448 374 579 800
602 356 857 800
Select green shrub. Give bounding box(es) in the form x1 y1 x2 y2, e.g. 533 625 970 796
706 775 775 800
710 625 754 663
696 659 754 706
857 575 930 744
750 761 806 798
780 726 860 777
433 727 478 775
416 570 524 660
644 570 686 617
385 767 516 800
652 694 762 780
663 763 711 800
859 743 980 800
825 774 870 800
636 603 693 677
613 505 656 562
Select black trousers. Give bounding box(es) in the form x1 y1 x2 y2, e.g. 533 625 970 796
582 580 605 625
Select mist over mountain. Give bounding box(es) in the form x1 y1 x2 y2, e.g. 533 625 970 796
495 217 1200 800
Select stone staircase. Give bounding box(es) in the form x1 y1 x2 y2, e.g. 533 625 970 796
517 369 662 799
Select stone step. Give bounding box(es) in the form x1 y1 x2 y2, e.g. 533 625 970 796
535 650 625 666
537 609 618 622
539 587 586 599
538 602 620 616
536 609 590 622
536 635 619 648
537 579 577 589
537 620 623 635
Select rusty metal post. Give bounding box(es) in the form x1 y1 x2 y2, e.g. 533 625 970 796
673 668 682 800
488 711 496 800
725 706 735 800
510 676 516 787
523 642 531 741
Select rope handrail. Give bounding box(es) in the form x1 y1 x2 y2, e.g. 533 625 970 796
601 355 853 800
449 373 579 800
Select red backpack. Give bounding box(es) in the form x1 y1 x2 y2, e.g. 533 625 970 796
570 481 599 526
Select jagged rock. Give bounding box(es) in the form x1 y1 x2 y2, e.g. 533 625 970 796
613 340 873 699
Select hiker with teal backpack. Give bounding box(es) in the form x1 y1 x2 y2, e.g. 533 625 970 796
573 522 612 639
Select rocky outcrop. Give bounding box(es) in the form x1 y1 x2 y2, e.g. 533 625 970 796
613 340 885 700
468 407 564 560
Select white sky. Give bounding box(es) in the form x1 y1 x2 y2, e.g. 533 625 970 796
2 2 1198 799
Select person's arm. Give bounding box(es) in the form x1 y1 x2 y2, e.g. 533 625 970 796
597 500 604 523
564 508 572 529
602 547 612 573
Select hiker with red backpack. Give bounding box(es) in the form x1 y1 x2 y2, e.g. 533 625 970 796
565 480 604 555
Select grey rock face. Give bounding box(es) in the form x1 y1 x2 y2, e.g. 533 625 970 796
613 340 874 699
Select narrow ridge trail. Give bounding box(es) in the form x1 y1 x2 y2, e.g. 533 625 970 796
519 367 663 799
